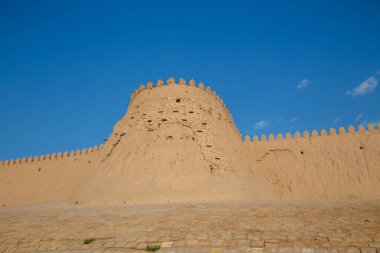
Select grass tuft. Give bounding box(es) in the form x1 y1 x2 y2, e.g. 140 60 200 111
83 238 95 244
145 245 160 252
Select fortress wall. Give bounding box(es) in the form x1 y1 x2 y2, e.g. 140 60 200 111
130 78 242 139
243 124 380 200
73 78 275 204
1 78 379 204
0 145 103 205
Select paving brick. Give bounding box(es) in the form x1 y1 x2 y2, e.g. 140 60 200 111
250 248 264 253
0 202 379 253
173 240 186 247
135 242 147 250
161 241 174 248
346 248 360 253
360 248 377 253
251 241 264 247
369 242 380 248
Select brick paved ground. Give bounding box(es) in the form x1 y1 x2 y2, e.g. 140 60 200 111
0 201 379 253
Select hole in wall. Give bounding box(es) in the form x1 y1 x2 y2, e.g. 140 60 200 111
197 130 203 133
360 146 363 149
181 119 187 121
202 122 207 125
166 136 173 139
189 111 194 113
214 158 220 160
300 151 304 154
206 145 212 147
161 119 167 121
147 120 152 122
173 110 178 113
176 98 181 103
130 117 134 119
38 168 41 172
158 111 163 113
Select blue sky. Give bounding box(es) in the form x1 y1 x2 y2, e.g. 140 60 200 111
0 0 379 160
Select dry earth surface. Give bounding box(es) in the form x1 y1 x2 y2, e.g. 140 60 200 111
0 201 379 253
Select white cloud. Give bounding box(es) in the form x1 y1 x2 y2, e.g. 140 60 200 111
297 79 311 90
355 113 365 122
290 117 299 123
332 118 339 125
254 120 269 130
346 77 377 97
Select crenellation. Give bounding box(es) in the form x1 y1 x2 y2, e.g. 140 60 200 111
138 84 145 91
245 135 251 142
205 86 211 93
261 134 267 142
189 79 196 86
0 143 103 168
157 79 164 87
179 78 186 85
198 82 205 90
245 123 378 144
147 81 154 89
167 77 175 85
